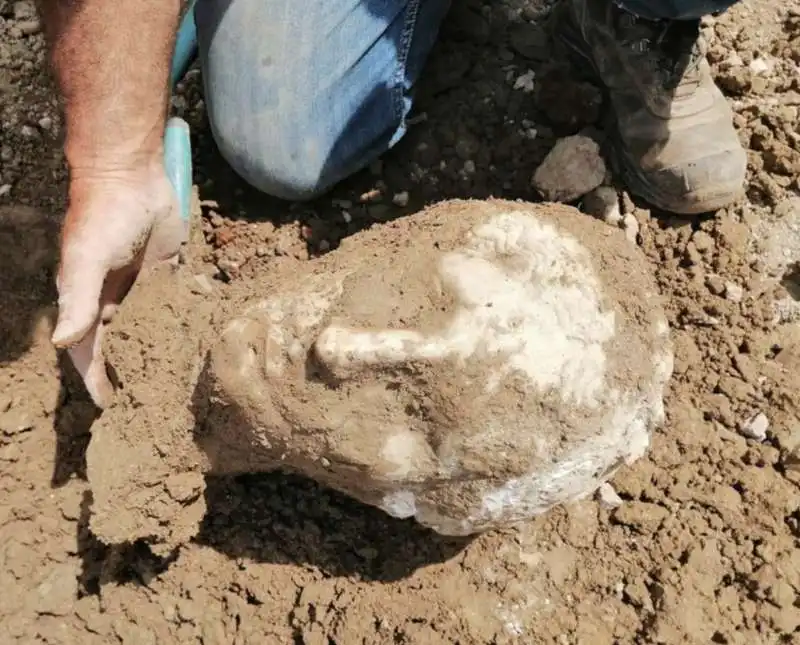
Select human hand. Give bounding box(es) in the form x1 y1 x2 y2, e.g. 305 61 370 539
52 164 185 408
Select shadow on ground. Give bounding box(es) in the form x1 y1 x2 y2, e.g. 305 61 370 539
196 473 472 582
50 352 99 487
0 204 59 364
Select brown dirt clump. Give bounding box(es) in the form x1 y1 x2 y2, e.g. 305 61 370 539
84 262 217 553
1 1 799 644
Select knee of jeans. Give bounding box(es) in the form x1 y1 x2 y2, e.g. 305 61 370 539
209 113 340 201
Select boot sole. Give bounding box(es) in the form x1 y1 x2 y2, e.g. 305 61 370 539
547 4 744 214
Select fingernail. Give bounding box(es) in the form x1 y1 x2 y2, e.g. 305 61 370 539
52 304 97 347
51 318 82 347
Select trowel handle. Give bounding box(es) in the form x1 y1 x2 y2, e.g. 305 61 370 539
164 117 192 231
170 0 199 89
164 1 198 230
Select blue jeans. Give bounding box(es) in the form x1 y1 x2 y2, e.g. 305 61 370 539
195 0 739 201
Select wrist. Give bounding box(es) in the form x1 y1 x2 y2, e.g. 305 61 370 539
66 157 168 212
65 132 165 182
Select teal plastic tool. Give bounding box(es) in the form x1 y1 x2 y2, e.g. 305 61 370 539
164 0 198 234
164 116 192 234
170 0 199 89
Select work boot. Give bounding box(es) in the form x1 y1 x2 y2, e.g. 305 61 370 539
551 0 747 214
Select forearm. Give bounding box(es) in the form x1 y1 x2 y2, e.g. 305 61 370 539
37 0 182 175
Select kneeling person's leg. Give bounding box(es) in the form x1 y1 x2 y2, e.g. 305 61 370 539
196 0 449 201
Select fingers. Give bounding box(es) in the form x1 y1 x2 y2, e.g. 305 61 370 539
51 173 181 407
75 264 143 407
142 190 186 268
66 320 115 409
56 252 141 408
52 239 108 348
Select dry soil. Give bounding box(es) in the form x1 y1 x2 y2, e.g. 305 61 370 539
1 0 799 644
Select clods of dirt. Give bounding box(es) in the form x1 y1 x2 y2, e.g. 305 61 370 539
1 0 799 643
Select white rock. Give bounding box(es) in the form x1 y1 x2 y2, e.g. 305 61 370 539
596 482 623 509
623 214 640 244
740 412 769 442
724 282 744 303
583 187 623 227
532 136 606 203
190 274 214 294
773 297 800 324
724 52 744 67
513 70 536 93
392 191 410 207
216 258 239 277
748 57 772 75
754 198 800 278
204 199 672 536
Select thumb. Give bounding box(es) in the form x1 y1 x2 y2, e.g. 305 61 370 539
67 320 115 409
142 174 187 269
142 202 186 268
52 246 108 348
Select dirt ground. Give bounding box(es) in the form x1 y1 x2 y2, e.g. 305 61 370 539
1 0 799 643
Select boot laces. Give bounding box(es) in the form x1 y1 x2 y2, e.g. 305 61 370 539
617 12 704 91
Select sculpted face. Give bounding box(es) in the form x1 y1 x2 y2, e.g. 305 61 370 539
208 202 672 535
